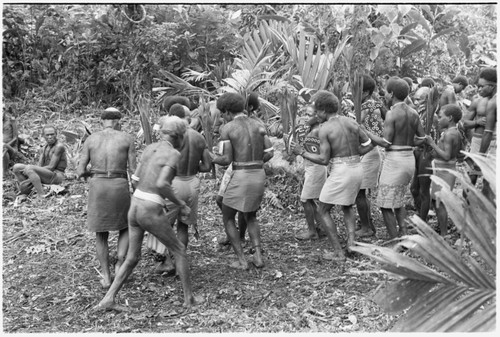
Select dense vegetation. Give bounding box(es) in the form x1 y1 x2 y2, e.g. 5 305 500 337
2 4 496 333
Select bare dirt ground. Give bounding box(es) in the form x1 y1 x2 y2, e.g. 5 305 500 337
2 171 412 333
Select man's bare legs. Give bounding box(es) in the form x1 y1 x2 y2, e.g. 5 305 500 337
96 203 200 311
114 228 129 275
381 207 407 239
222 204 248 270
217 195 246 245
342 205 356 248
381 208 398 239
355 189 375 237
96 232 112 288
244 212 264 268
296 200 320 240
318 202 344 260
13 164 56 198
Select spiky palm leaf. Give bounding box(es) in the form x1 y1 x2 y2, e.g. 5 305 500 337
154 70 213 99
350 154 496 332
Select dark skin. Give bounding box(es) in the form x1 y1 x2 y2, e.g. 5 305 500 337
355 91 384 237
13 127 66 198
425 110 462 236
463 78 496 196
292 107 373 261
377 91 425 239
157 127 211 273
76 119 136 288
210 112 274 270
95 129 202 311
409 87 440 221
296 107 324 240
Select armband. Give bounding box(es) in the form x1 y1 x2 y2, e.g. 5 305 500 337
264 147 274 153
484 129 494 133
131 174 140 182
361 139 372 146
382 138 392 145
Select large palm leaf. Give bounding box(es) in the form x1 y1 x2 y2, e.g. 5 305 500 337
350 154 496 332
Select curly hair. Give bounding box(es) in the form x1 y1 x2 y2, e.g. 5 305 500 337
216 92 245 114
362 75 376 95
387 78 409 101
161 96 191 115
452 75 469 88
441 104 463 123
419 77 436 88
479 67 497 83
311 90 339 114
246 92 260 112
168 103 186 119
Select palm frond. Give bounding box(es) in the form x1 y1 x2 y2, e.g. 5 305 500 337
137 95 153 145
350 155 496 332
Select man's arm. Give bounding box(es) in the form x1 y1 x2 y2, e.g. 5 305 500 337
157 152 187 207
301 126 330 165
263 135 274 163
426 133 453 161
380 111 395 148
76 140 91 178
198 146 212 172
210 125 233 166
127 136 137 176
463 98 480 129
479 97 496 154
43 144 65 171
358 127 374 155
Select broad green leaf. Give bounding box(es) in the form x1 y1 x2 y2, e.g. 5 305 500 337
397 5 413 17
420 4 434 22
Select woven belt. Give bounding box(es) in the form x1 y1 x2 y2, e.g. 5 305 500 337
233 164 263 170
386 146 414 152
91 171 128 179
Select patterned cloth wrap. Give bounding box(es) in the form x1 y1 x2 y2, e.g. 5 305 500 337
430 159 457 200
362 100 384 138
87 177 130 232
300 134 327 202
319 155 363 206
376 146 415 209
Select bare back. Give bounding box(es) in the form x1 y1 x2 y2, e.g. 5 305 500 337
134 142 180 199
221 116 267 162
438 128 462 161
177 128 210 176
322 116 365 158
384 103 424 146
82 129 135 173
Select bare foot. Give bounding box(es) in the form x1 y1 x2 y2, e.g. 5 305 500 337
322 250 346 262
229 260 249 270
251 256 265 268
355 228 375 238
100 278 111 289
217 236 230 246
93 300 130 312
183 295 205 308
295 231 319 240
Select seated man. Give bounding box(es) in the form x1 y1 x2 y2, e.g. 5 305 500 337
3 110 18 177
13 125 67 198
94 115 202 311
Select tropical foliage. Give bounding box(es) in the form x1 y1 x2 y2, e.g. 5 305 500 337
350 153 496 332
